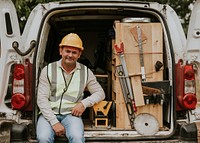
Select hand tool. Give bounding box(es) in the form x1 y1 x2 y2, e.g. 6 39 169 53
116 65 136 128
136 25 146 81
114 42 136 128
114 42 136 111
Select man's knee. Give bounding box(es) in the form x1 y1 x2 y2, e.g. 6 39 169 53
37 132 54 143
68 132 85 143
37 136 54 143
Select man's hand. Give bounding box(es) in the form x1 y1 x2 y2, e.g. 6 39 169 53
71 102 86 116
52 122 65 137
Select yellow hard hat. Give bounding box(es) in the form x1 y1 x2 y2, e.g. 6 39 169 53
59 33 84 51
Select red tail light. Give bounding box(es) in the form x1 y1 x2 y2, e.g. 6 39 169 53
11 93 26 109
184 66 195 80
11 59 32 110
183 94 197 109
183 65 197 109
176 60 197 110
13 64 25 80
12 64 25 110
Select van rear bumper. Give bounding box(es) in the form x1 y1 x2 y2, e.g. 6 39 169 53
1 121 198 142
180 122 198 142
11 123 28 142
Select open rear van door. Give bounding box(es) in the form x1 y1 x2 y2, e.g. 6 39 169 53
0 0 21 113
186 0 200 122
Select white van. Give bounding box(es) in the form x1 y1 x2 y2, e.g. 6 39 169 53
0 0 200 142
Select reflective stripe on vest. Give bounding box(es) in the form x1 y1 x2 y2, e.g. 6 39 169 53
47 62 88 114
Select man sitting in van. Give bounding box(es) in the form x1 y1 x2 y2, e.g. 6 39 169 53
36 33 105 143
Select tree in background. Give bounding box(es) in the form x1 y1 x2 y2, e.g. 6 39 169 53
146 0 195 34
12 0 57 31
12 0 195 34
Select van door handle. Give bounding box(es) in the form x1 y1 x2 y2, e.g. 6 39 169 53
12 40 36 56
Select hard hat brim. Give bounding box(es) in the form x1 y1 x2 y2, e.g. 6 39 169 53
59 44 84 51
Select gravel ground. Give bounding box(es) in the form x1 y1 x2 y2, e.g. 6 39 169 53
0 127 10 143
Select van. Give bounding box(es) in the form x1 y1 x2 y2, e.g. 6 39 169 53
0 0 200 142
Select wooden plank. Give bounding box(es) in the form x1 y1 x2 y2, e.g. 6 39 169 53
115 77 131 129
150 23 163 81
114 22 144 129
136 104 163 127
134 23 163 127
113 23 132 128
115 22 145 107
114 21 163 128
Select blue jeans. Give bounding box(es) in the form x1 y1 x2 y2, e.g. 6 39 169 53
36 114 85 143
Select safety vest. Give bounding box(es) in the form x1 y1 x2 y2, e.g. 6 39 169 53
47 61 88 114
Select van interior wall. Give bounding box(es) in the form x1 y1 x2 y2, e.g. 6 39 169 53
44 20 113 69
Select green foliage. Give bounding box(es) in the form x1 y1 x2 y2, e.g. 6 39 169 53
12 0 59 31
139 0 195 34
12 0 38 32
168 0 195 34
